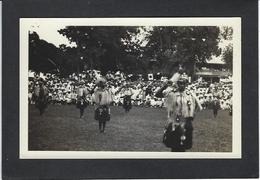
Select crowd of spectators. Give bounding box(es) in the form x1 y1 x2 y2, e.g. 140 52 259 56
28 70 233 110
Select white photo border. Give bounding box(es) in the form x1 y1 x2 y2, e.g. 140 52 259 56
19 18 241 159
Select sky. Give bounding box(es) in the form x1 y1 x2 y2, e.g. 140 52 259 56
29 22 231 64
207 39 231 64
29 22 76 47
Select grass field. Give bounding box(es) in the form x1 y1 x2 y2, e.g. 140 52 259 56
29 105 232 152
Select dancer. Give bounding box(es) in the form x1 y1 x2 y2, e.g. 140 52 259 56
92 77 112 133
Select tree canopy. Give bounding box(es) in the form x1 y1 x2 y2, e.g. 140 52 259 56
220 26 233 71
222 44 233 71
29 32 62 73
29 26 226 77
58 26 142 74
144 26 221 75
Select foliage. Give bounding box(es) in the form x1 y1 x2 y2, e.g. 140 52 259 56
220 26 233 71
220 26 233 40
144 26 221 75
29 32 62 73
58 26 142 74
222 44 233 71
29 26 223 76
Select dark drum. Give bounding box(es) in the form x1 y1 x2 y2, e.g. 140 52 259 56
163 122 184 149
95 106 110 122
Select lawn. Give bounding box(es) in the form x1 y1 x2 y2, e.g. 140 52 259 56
29 105 232 152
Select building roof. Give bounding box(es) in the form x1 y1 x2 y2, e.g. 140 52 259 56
195 69 230 77
206 55 225 64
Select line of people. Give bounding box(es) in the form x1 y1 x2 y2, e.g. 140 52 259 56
29 70 232 112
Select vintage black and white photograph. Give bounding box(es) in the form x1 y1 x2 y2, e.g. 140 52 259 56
19 18 241 158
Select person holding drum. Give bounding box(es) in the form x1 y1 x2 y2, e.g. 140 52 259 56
92 77 113 133
156 67 202 152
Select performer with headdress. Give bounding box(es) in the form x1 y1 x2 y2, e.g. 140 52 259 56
156 66 202 152
92 76 112 133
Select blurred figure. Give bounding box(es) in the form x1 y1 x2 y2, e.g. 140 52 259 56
34 79 49 115
212 96 220 118
121 83 134 113
76 81 89 118
228 96 233 116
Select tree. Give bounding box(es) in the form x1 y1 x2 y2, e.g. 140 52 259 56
220 26 233 71
58 45 79 76
222 44 233 71
58 26 141 74
29 31 62 73
221 26 233 40
144 26 221 75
